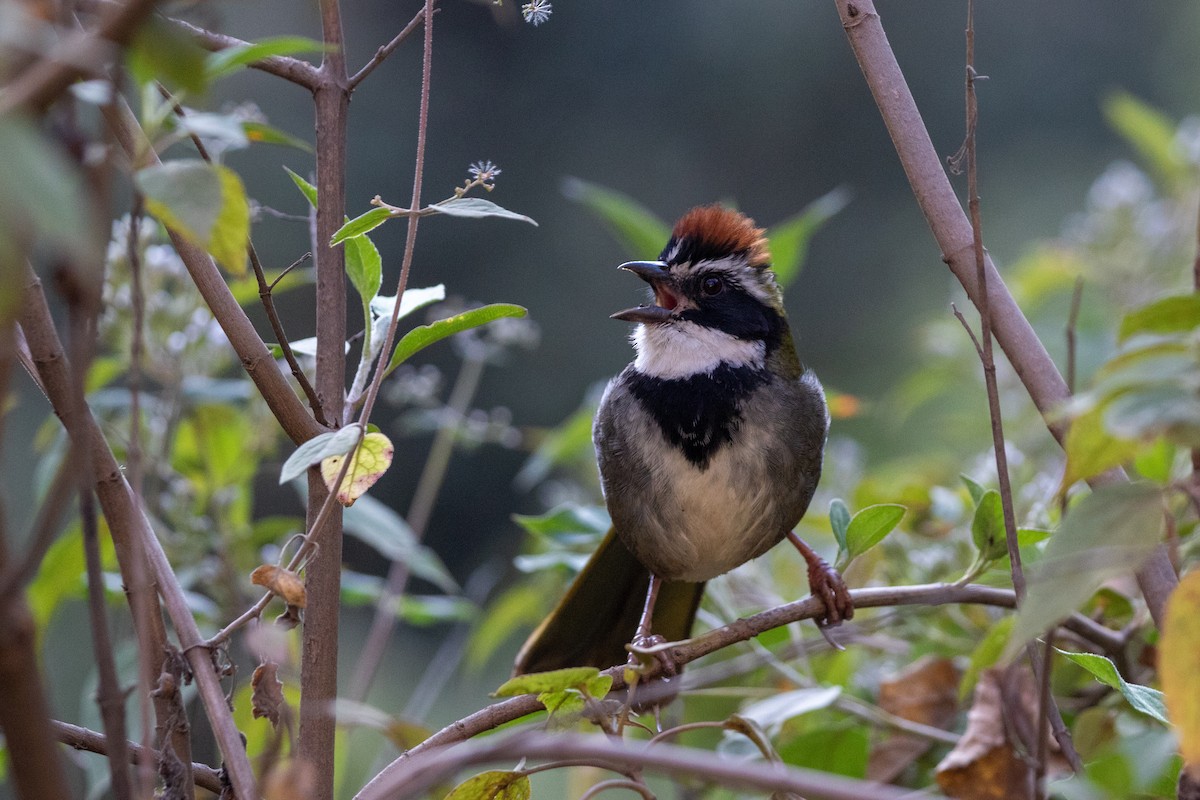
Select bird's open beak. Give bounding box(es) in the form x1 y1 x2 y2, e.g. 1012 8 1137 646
611 261 678 324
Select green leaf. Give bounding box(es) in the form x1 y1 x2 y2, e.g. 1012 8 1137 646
172 112 249 149
368 285 447 324
1103 92 1185 188
284 166 318 209
1006 482 1164 661
1104 384 1200 447
777 726 869 780
1057 649 1169 724
320 431 393 506
427 197 537 226
493 666 601 697
279 425 362 484
0 115 94 267
1062 405 1144 489
960 616 1013 702
584 673 613 699
128 18 209 94
137 160 250 275
1119 294 1200 342
206 35 331 79
466 583 549 671
442 770 530 800
562 176 671 258
828 498 851 553
331 207 393 245
961 474 987 506
736 686 842 737
538 690 585 717
383 304 528 377
971 490 1009 562
766 186 850 287
243 122 312 152
338 493 459 594
1132 438 1176 483
344 229 382 323
844 504 905 562
512 503 610 539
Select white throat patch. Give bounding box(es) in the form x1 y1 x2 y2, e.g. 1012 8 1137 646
632 321 766 380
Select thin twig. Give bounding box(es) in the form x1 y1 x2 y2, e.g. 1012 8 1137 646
579 778 657 800
0 450 77 601
81 487 135 800
347 4 433 90
955 0 1025 603
51 720 223 793
1034 633 1054 797
128 194 145 500
1065 277 1084 396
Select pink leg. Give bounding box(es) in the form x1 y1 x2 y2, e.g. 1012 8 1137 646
787 531 854 629
626 574 678 678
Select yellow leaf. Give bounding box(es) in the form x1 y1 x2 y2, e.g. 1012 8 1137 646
1161 570 1200 772
1061 405 1141 490
320 431 394 506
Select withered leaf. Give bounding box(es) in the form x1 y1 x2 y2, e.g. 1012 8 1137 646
251 564 307 607
252 661 286 727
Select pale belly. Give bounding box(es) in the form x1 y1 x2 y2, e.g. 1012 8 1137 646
612 423 800 582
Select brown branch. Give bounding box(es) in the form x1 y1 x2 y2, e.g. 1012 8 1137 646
297 2 351 794
18 268 259 799
832 0 1178 627
160 15 322 91
347 4 432 90
0 0 160 114
360 731 942 800
100 97 326 445
360 581 1122 795
51 720 223 794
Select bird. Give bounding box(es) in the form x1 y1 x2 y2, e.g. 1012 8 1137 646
513 205 852 676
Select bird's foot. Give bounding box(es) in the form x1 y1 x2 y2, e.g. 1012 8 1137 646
807 555 854 627
788 531 854 646
625 633 679 679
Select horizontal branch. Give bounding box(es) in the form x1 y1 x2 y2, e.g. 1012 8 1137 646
360 582 1120 795
52 720 222 794
161 15 321 90
359 731 945 800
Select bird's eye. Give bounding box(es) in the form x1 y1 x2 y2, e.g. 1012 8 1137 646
701 276 724 296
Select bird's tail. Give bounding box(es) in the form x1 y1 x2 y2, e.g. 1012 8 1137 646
512 528 704 675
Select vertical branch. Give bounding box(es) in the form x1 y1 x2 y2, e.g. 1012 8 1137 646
299 0 349 794
950 0 1024 601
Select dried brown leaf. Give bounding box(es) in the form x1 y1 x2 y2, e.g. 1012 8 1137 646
251 564 307 607
870 656 960 782
935 668 1032 800
263 758 317 800
252 661 286 727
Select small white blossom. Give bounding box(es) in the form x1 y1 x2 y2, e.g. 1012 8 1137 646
521 0 552 26
468 160 501 182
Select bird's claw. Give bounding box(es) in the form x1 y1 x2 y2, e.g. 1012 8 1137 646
807 556 854 630
626 633 678 679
